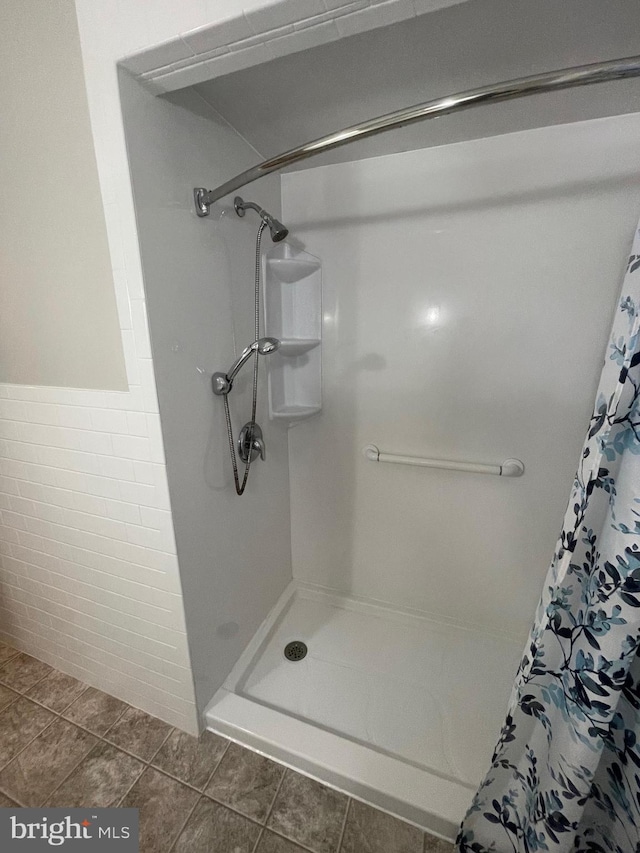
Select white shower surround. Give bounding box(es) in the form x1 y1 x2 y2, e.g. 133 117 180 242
203 112 640 837
282 114 640 639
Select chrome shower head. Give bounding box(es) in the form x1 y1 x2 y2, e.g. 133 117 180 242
255 337 280 355
227 337 280 381
263 213 288 243
234 196 289 242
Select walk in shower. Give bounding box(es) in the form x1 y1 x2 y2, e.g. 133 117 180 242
118 0 640 842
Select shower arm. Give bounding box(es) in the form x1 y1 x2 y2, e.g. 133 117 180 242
194 54 640 214
212 337 280 396
225 344 256 385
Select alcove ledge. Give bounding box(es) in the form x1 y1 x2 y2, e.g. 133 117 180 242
116 0 470 95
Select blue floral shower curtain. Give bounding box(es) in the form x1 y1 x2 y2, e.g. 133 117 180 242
458 224 640 853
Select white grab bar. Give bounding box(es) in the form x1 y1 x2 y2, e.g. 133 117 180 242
363 444 524 477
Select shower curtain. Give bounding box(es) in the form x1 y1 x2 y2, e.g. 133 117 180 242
458 223 640 853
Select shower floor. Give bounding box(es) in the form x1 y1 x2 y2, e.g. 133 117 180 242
205 583 524 838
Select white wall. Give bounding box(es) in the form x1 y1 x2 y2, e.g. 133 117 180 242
0 382 196 731
117 0 470 94
0 0 126 391
283 113 640 641
0 1 198 732
119 73 292 714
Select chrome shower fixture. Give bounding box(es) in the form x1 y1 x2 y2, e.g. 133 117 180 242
233 196 289 242
212 337 280 396
193 188 288 241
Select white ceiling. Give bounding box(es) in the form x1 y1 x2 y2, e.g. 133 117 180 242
190 0 640 176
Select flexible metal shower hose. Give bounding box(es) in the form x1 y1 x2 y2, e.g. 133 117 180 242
223 219 266 495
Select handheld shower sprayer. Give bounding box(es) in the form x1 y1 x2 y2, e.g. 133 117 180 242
234 196 289 242
207 199 289 495
212 337 280 396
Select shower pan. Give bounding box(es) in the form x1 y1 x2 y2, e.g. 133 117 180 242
206 583 524 836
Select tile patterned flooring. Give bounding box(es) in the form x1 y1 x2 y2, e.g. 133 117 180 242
0 642 454 853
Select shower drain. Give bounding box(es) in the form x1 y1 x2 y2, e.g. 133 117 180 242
284 640 308 662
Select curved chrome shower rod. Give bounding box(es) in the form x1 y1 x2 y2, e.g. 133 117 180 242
194 54 640 214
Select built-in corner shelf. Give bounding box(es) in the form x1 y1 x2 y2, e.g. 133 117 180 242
267 257 320 283
270 404 321 420
263 244 322 422
278 338 321 357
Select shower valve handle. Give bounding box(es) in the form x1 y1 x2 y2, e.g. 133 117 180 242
238 422 266 463
252 435 266 461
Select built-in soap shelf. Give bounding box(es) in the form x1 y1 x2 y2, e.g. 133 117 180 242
267 257 320 283
270 404 320 420
263 244 322 422
278 338 321 356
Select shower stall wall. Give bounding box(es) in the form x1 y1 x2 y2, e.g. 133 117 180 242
283 115 640 638
118 71 293 716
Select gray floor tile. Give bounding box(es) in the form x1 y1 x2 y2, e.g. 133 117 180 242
0 718 97 806
0 697 55 770
268 771 348 853
257 830 310 852
104 706 172 761
423 834 455 852
340 799 423 853
206 741 284 823
0 683 19 714
0 643 19 666
152 728 228 790
120 766 199 853
46 741 145 807
26 670 87 713
0 791 20 807
63 687 129 735
173 796 260 853
0 653 52 693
